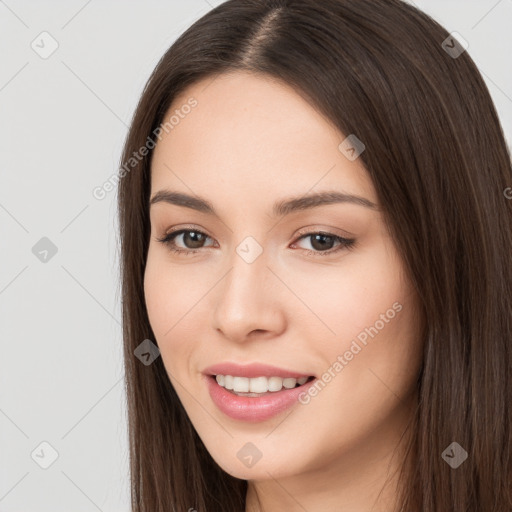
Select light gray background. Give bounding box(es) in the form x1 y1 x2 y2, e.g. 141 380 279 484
1 1 511 511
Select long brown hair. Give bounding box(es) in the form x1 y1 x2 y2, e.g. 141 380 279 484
116 0 512 510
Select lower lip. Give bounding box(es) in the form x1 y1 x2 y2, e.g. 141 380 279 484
204 375 316 422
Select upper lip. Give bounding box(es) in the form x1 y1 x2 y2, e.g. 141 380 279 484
203 362 314 379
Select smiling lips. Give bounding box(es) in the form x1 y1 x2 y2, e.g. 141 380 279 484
202 362 317 421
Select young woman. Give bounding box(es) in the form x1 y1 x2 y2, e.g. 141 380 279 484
116 0 512 510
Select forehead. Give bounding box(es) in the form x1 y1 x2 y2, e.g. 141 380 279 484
150 71 375 206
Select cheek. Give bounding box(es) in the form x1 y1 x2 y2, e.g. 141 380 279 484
321 249 421 406
292 239 410 353
143 253 180 361
143 250 204 376
143 249 193 337
301 240 422 404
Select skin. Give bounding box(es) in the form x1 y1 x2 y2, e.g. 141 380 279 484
144 71 424 512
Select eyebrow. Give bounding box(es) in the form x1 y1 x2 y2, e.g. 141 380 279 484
149 189 378 217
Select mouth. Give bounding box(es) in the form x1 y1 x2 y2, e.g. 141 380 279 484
203 362 319 422
209 374 316 397
202 362 318 421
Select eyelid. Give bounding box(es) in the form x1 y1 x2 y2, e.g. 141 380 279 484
293 225 356 240
161 224 214 240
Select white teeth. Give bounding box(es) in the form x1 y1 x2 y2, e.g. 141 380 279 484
214 375 311 393
233 376 249 392
224 375 234 390
268 376 283 392
282 378 297 389
249 377 268 393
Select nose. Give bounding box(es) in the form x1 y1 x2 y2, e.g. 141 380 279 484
212 246 286 343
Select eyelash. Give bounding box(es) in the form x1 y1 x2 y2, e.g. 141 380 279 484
156 228 356 258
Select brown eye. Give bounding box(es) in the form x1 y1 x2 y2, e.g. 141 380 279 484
156 229 214 255
309 233 336 251
177 231 208 249
293 231 356 257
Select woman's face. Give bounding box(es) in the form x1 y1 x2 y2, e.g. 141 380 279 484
144 71 423 483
